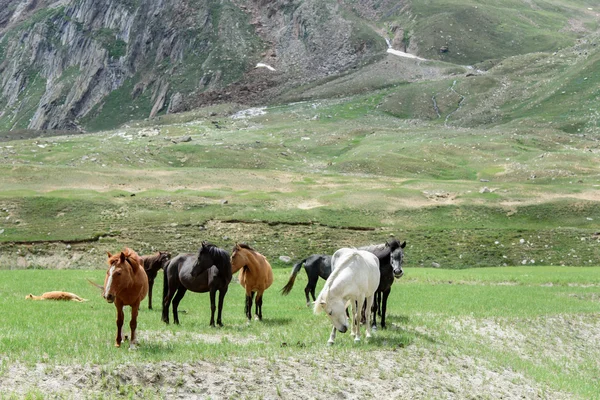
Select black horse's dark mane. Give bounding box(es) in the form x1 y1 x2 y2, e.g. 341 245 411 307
360 238 403 260
197 243 231 272
386 238 402 251
360 243 390 258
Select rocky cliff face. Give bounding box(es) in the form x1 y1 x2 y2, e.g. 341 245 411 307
0 0 385 131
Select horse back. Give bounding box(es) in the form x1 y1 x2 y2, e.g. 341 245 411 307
171 253 225 293
330 249 380 297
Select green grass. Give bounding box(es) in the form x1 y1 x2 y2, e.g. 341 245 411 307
1 267 600 397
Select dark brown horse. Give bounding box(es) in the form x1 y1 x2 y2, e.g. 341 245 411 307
142 251 171 310
162 242 232 326
231 243 273 321
103 248 148 348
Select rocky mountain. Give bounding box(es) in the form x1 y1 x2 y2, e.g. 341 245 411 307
0 0 597 132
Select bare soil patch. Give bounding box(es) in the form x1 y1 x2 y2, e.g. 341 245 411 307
0 345 570 399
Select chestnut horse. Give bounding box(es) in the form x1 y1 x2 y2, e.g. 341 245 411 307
231 243 273 321
142 251 171 310
103 248 148 348
162 242 232 326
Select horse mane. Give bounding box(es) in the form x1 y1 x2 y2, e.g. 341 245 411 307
197 243 232 279
314 249 358 314
141 251 169 270
359 243 387 253
234 243 256 253
387 238 402 250
108 248 141 268
142 252 162 263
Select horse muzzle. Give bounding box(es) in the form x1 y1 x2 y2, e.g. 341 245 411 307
394 271 404 279
104 293 115 303
337 325 348 333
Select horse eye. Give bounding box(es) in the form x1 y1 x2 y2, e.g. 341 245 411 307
328 311 333 316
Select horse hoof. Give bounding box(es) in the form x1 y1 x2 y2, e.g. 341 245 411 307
327 341 334 346
115 343 121 348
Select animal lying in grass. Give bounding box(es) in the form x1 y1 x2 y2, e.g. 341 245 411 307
25 291 88 302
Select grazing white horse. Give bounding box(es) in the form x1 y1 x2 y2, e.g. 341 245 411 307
314 248 380 345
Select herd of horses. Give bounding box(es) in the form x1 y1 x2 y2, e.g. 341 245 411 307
98 238 406 347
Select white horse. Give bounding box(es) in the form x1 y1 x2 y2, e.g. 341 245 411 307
314 248 380 345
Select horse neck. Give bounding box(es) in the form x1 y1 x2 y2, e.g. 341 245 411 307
236 250 260 272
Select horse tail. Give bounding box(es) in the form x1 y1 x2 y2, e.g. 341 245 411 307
280 258 306 296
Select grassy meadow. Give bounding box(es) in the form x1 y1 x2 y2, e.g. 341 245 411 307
1 19 600 397
1 267 600 398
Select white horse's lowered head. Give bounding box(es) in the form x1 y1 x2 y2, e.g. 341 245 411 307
314 248 380 345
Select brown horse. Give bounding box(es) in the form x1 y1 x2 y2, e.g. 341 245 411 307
103 248 148 348
231 243 273 321
142 251 171 310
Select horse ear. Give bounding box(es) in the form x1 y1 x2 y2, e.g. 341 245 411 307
120 252 126 264
400 241 406 249
107 251 112 258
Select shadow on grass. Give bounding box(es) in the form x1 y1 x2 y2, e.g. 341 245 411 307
139 341 176 355
257 317 292 326
367 314 439 347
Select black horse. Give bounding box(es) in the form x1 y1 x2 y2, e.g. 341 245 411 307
162 242 232 326
280 254 332 306
142 251 171 310
360 238 406 329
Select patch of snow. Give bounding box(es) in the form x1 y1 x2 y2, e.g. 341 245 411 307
387 48 427 61
255 63 276 71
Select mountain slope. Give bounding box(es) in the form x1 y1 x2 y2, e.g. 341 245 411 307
0 0 598 133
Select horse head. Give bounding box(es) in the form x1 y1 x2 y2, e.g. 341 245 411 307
388 239 406 279
104 249 138 303
319 294 349 333
159 251 172 267
230 243 248 273
192 241 217 277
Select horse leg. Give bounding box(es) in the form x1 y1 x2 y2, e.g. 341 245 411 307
354 296 365 343
115 302 124 347
255 291 263 321
381 288 391 329
172 287 187 325
209 289 217 327
365 295 375 339
216 287 227 327
377 290 382 317
328 326 337 346
371 292 378 330
245 292 253 320
162 268 178 324
148 276 154 310
304 284 311 307
129 303 140 349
